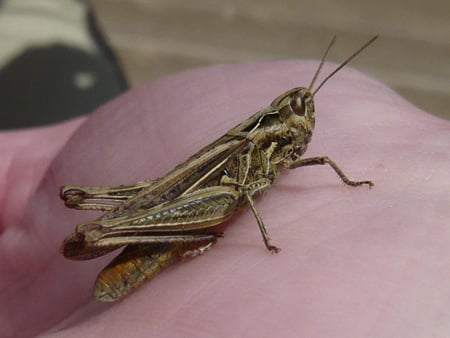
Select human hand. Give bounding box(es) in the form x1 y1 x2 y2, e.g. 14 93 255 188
1 61 449 337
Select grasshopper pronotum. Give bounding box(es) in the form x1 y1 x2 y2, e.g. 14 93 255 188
61 36 377 301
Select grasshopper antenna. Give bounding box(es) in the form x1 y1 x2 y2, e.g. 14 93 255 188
308 36 336 91
312 35 379 96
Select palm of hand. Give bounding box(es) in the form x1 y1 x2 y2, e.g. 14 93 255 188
1 62 449 337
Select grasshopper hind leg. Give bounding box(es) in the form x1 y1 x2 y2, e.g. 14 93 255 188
60 180 155 211
181 239 218 258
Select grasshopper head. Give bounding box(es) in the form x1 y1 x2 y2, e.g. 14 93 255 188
271 87 315 122
270 87 316 157
271 35 378 161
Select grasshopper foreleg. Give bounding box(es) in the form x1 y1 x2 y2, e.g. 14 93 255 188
286 156 374 188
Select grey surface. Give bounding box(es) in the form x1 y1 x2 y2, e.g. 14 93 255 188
0 0 127 129
92 0 450 120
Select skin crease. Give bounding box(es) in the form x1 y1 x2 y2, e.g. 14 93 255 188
0 61 449 338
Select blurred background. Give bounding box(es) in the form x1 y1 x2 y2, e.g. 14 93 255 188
0 0 449 129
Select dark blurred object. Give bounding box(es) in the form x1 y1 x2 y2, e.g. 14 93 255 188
0 0 128 130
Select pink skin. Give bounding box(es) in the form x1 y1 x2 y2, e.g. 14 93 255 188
1 61 449 338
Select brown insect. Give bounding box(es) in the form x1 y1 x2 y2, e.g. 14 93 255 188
61 36 377 301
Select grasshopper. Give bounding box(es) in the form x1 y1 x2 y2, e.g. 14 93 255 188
61 36 377 302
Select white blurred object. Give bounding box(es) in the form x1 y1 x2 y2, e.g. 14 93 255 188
0 0 99 68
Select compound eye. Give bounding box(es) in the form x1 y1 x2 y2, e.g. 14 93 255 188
289 97 305 116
